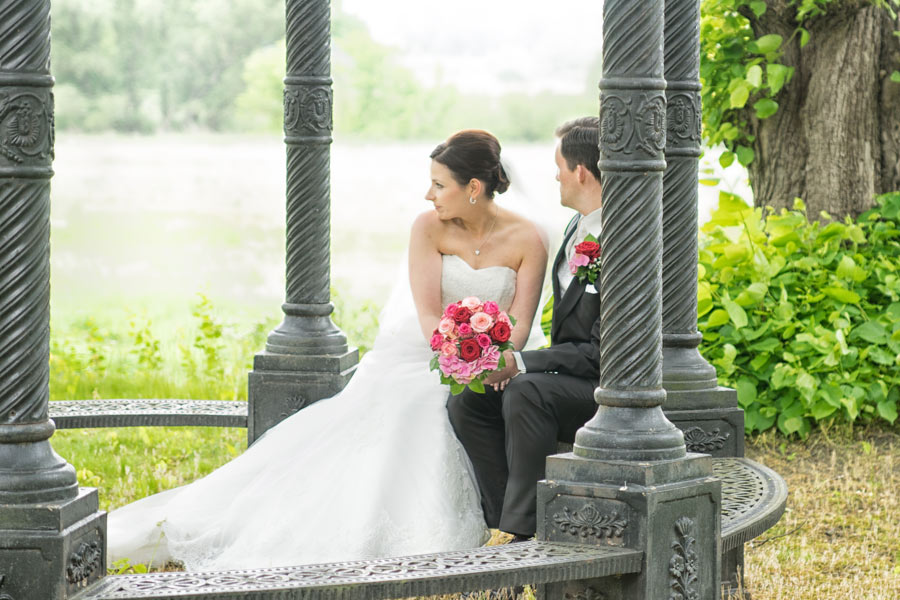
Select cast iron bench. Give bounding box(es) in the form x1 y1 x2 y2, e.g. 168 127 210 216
50 399 249 429
73 457 784 599
55 400 785 599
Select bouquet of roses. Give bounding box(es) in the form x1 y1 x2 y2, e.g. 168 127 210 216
429 296 517 394
568 233 601 284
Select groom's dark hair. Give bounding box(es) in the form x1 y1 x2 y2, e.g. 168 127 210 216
556 117 601 182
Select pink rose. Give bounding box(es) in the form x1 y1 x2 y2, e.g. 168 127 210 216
457 323 474 338
430 333 444 351
475 333 492 349
497 311 512 326
482 301 500 316
568 253 590 274
470 311 494 333
437 318 456 336
440 342 458 356
461 296 482 311
443 303 460 319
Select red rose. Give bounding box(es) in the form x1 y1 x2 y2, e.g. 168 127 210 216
459 338 482 362
454 307 472 323
575 241 601 259
490 321 511 343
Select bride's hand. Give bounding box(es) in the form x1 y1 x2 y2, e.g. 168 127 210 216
484 350 519 389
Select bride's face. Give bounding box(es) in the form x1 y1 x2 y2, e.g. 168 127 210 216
425 160 469 220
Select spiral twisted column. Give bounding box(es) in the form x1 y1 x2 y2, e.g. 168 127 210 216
661 0 718 393
0 0 78 504
249 0 357 444
542 6 720 599
573 0 685 461
265 0 347 354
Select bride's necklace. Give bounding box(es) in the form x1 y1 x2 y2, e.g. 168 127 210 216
472 206 498 256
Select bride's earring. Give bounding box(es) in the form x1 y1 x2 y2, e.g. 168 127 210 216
469 196 476 205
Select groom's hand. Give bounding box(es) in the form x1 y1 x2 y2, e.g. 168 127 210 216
484 350 520 390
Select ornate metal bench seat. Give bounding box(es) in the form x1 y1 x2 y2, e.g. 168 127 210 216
50 400 248 429
78 542 642 600
72 458 784 600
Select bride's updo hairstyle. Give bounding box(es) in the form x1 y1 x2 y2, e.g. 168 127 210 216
430 130 510 197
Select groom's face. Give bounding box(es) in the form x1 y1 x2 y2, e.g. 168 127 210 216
555 144 577 210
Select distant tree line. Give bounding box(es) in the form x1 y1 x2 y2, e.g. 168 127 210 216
50 0 599 141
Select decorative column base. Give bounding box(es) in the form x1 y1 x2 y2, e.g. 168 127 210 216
247 349 358 444
0 488 106 599
663 386 745 459
536 453 721 600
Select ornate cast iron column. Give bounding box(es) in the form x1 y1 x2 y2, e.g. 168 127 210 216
248 0 358 443
537 2 720 599
0 1 106 597
661 0 744 459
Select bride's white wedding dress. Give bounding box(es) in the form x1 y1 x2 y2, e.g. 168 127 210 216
107 254 518 571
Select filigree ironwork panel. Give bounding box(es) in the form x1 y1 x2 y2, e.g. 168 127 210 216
715 459 768 529
81 542 642 599
0 89 53 167
668 517 699 600
553 505 627 540
284 82 332 136
683 427 729 453
66 540 103 585
49 399 248 429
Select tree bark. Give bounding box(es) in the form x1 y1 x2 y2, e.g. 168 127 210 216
742 1 900 219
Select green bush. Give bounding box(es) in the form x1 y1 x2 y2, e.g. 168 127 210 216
698 191 900 437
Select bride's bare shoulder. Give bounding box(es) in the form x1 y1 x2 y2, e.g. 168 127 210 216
503 209 549 252
409 210 446 248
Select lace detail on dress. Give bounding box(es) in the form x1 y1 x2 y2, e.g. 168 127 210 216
440 255 517 310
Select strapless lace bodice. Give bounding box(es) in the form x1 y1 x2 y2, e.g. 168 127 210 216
441 255 517 310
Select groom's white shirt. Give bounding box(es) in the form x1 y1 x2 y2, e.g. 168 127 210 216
557 207 603 296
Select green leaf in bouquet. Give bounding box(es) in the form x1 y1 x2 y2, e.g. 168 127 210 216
583 232 599 244
429 355 440 371
450 382 465 396
468 379 486 394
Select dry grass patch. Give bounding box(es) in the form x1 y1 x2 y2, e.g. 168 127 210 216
737 425 900 599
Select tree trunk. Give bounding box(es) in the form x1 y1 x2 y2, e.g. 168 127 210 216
743 1 900 219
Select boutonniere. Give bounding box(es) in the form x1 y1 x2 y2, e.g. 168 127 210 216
568 233 601 285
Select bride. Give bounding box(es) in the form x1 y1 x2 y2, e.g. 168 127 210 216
107 130 549 571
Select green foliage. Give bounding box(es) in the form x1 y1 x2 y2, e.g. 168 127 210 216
699 0 900 166
50 298 273 403
700 0 795 166
51 0 598 140
698 191 900 437
52 0 284 132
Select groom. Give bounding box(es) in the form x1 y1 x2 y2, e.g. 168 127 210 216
448 116 603 540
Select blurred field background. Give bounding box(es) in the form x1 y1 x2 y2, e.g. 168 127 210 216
39 0 898 597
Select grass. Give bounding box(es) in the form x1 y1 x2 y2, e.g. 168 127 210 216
737 425 900 599
43 293 900 596
58 422 900 598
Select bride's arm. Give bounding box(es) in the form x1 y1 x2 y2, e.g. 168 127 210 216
506 224 549 350
409 212 445 341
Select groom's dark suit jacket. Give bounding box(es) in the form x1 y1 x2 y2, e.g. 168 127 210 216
520 214 602 378
447 212 604 537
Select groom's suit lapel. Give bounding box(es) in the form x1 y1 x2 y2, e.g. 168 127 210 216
551 214 583 342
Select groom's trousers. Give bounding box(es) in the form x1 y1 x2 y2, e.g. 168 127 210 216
447 372 597 537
